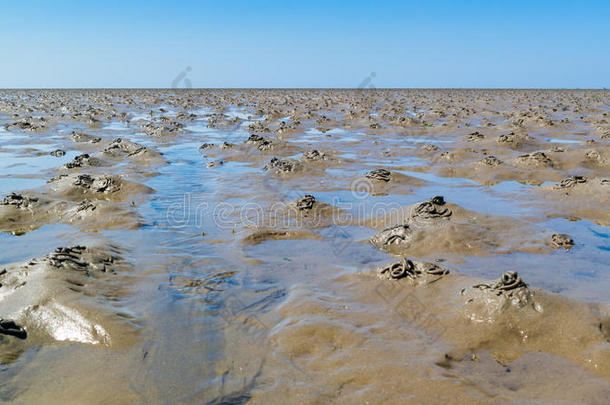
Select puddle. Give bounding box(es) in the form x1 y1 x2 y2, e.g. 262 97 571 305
102 122 130 131
547 138 584 144
0 150 81 176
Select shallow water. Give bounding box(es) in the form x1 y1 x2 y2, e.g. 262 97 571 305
0 89 608 404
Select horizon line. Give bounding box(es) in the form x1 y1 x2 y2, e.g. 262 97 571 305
0 87 608 91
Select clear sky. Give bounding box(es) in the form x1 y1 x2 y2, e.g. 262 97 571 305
1 1 608 88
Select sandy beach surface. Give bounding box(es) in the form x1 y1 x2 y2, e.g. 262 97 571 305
0 89 609 404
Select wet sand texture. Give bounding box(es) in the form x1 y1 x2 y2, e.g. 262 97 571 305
0 89 608 404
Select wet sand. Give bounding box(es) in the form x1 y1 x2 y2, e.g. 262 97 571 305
0 89 609 404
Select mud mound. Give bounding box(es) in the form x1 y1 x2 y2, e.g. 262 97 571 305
60 199 143 230
539 177 610 225
70 131 101 144
0 193 64 235
278 194 347 228
64 153 104 169
242 228 322 245
368 196 548 257
358 169 427 196
0 192 143 235
496 132 538 150
263 157 304 174
102 138 165 164
47 173 154 202
0 245 137 363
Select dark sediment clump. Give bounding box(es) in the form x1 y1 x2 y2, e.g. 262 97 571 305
410 196 452 221
245 134 274 151
206 160 224 168
366 169 392 182
102 138 164 163
550 233 574 250
378 257 449 281
301 150 326 161
471 271 528 296
478 155 503 166
548 176 609 192
40 245 116 274
140 120 184 137
247 121 271 134
357 168 426 196
275 119 302 135
199 141 234 153
103 138 147 156
5 117 47 132
0 319 27 339
70 130 101 143
462 131 485 142
263 157 303 174
205 112 244 129
496 132 537 149
554 175 587 189
64 153 102 169
257 139 275 152
244 134 265 145
75 174 121 193
296 194 316 211
420 143 439 152
49 149 66 157
75 199 97 213
515 152 554 168
244 134 297 154
2 193 39 209
370 224 413 248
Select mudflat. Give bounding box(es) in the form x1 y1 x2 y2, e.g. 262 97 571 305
0 89 608 404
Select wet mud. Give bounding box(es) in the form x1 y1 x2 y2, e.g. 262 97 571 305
0 89 608 404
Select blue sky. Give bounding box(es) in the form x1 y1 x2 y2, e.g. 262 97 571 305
1 1 608 88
